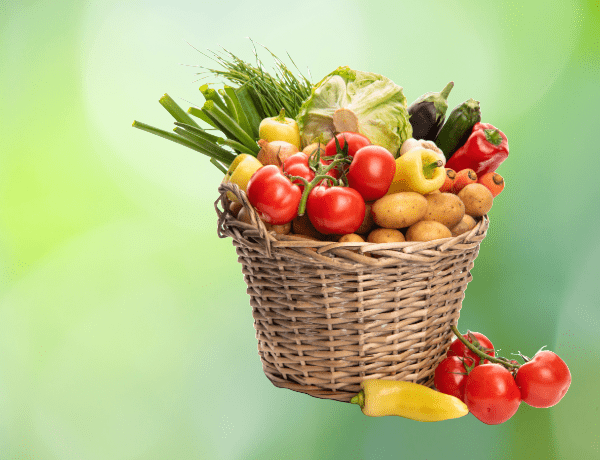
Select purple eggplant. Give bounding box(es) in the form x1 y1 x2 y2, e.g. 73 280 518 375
407 81 454 141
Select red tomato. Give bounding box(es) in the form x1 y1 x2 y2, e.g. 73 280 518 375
246 165 302 225
325 132 371 158
346 145 396 201
434 356 474 401
464 364 521 425
515 351 571 408
448 332 495 365
282 152 315 189
306 186 365 235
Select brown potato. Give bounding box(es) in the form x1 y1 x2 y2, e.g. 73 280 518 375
229 201 243 218
292 213 326 240
326 234 342 242
237 207 272 230
451 215 477 236
271 222 292 235
289 233 319 251
292 234 319 241
458 183 494 217
367 228 405 243
372 192 428 229
338 233 365 243
338 233 371 257
236 207 253 225
302 142 327 157
424 192 465 229
406 220 452 242
355 203 375 235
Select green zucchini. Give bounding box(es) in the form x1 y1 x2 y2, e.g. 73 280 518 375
435 98 481 161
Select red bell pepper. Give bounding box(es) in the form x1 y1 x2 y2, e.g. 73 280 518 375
446 123 509 176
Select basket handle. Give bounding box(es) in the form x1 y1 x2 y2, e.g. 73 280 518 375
215 181 275 257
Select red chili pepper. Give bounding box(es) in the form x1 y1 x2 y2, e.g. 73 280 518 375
446 123 509 176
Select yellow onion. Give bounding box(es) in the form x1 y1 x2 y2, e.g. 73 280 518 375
257 139 299 167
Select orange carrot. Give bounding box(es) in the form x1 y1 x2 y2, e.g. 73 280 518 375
439 168 456 193
452 169 477 194
478 172 505 197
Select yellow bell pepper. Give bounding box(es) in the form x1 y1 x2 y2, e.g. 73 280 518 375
222 154 263 202
350 379 469 422
258 109 302 150
387 148 445 195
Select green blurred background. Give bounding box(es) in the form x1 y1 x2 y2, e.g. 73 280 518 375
1 0 599 458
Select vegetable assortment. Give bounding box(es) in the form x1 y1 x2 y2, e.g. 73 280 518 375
132 42 569 425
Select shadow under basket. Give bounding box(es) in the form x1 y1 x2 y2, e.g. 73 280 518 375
215 182 489 402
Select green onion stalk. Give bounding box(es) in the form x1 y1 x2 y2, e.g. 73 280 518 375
132 41 312 173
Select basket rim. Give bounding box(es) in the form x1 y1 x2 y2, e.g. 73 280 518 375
216 182 489 267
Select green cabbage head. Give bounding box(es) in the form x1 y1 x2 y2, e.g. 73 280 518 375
296 66 412 157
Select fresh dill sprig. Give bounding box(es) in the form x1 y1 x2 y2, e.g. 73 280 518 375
190 39 312 119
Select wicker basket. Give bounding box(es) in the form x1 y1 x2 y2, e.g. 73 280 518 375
215 182 489 402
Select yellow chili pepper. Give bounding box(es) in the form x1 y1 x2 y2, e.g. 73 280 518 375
350 379 469 422
258 108 302 150
387 148 445 195
222 154 263 202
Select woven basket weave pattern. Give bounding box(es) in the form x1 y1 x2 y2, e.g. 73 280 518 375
216 183 489 402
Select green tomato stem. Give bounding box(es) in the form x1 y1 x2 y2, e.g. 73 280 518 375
297 180 315 217
296 156 349 216
450 325 520 370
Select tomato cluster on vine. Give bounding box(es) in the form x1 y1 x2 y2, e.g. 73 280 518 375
246 132 396 235
434 327 571 425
